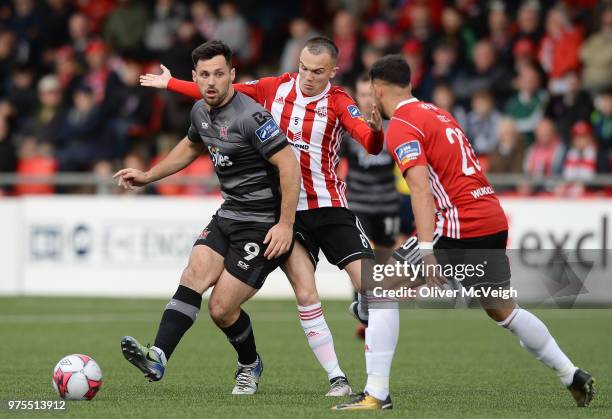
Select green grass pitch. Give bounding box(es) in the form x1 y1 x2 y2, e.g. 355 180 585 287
0 297 610 418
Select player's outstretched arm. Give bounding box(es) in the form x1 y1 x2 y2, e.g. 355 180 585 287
336 92 384 155
404 165 446 288
264 145 301 259
113 137 204 190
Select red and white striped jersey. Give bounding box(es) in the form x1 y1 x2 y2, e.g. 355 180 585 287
387 98 508 239
168 73 383 210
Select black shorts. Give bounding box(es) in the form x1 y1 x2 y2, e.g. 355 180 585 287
295 207 375 269
353 211 400 248
194 215 293 289
393 230 511 290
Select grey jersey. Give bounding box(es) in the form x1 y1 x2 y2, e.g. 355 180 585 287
187 92 289 223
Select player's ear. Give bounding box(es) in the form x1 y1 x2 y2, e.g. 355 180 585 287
329 66 339 79
192 69 196 82
230 67 236 82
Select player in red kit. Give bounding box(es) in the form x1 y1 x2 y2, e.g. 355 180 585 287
140 37 383 396
334 55 594 410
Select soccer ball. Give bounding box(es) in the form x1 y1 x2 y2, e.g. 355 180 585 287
52 354 102 400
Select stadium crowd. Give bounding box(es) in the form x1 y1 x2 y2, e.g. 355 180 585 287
0 0 611 196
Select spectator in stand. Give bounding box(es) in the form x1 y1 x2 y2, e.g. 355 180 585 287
280 18 318 73
432 83 466 127
213 1 251 62
591 87 612 172
82 41 111 105
514 0 544 47
563 121 597 181
401 39 426 99
488 117 527 174
511 37 537 73
0 30 17 89
0 116 17 177
103 58 153 157
359 44 384 74
366 20 394 52
9 0 42 66
19 74 64 147
580 6 612 93
74 0 116 34
487 1 513 66
545 71 593 144
68 12 93 61
505 63 546 143
524 118 566 178
1 64 38 130
465 89 502 156
403 3 437 61
420 40 460 102
332 9 362 84
190 0 217 41
53 46 83 108
39 0 75 52
55 84 110 171
144 0 187 57
452 39 513 106
104 0 149 56
438 6 477 67
538 6 583 95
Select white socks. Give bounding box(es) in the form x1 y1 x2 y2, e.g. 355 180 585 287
298 303 344 380
498 307 577 386
364 307 399 400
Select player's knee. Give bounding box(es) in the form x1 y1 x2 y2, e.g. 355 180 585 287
485 307 510 322
180 265 207 294
294 287 319 306
208 297 233 327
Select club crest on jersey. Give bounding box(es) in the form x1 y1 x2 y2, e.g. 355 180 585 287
347 105 362 118
219 125 228 139
198 229 210 240
255 119 280 142
315 106 327 118
395 141 421 164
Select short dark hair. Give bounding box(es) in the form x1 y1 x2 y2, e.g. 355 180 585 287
356 72 371 84
191 40 233 68
369 54 412 88
304 36 339 61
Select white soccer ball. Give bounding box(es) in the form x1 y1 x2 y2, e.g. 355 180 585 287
52 354 103 400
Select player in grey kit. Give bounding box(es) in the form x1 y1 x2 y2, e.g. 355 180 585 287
114 40 301 395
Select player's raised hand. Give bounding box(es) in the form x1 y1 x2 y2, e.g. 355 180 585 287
113 168 149 191
139 64 172 89
367 103 383 131
263 222 293 259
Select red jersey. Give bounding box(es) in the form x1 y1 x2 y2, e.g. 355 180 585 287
168 73 383 210
387 98 508 239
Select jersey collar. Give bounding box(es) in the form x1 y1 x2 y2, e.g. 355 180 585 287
396 97 419 110
295 74 331 104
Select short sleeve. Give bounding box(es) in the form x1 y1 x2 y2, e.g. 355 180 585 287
386 119 427 174
242 108 288 159
187 105 202 143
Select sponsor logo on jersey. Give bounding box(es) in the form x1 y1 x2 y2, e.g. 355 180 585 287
470 186 495 199
291 140 309 151
201 122 209 129
255 119 281 142
420 103 438 111
237 260 250 270
274 96 285 105
394 140 421 165
208 145 233 167
436 114 451 123
347 105 363 118
244 80 259 85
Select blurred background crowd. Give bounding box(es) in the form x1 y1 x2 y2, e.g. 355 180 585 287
0 0 611 197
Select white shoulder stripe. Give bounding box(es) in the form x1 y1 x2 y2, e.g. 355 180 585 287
391 116 425 138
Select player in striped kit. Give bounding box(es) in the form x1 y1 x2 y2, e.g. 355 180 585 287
140 37 384 396
334 55 594 410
